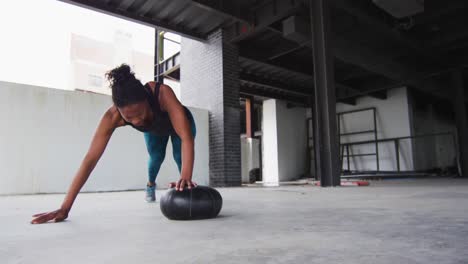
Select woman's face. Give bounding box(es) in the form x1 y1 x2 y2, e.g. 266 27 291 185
119 101 153 127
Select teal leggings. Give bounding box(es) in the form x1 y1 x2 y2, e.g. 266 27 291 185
143 108 196 184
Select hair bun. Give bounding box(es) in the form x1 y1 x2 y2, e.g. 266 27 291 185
105 64 134 85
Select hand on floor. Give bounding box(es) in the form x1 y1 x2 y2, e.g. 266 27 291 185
31 208 69 224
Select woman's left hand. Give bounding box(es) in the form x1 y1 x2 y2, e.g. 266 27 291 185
169 177 197 191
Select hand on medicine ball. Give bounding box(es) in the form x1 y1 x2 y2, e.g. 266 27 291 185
169 177 197 191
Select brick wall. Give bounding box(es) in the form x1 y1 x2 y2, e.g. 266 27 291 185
181 29 241 186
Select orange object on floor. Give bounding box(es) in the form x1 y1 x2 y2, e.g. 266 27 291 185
313 180 369 186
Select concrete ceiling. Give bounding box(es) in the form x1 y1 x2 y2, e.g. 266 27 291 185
59 0 468 105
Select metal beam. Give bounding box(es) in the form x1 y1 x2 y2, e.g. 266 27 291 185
240 72 311 96
117 0 137 10
239 56 315 87
330 0 421 51
368 90 387 100
224 0 304 43
240 84 309 106
335 82 385 101
413 0 468 25
58 0 206 41
135 0 157 16
280 14 445 95
336 66 371 81
337 75 391 98
330 0 446 64
338 62 468 102
332 33 422 81
191 0 249 22
240 80 308 97
429 24 468 48
267 41 309 61
310 0 340 187
439 39 468 53
239 55 383 100
239 48 314 76
337 98 356 105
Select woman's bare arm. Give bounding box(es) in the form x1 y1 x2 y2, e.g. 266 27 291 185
31 107 122 224
158 83 196 191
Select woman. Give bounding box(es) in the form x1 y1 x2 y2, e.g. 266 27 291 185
31 64 197 224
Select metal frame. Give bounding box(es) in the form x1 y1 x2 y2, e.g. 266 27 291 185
157 52 180 77
337 107 379 172
340 132 457 173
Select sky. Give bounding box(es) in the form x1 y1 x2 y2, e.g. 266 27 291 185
0 0 179 91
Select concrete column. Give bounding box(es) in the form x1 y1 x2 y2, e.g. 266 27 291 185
262 99 308 185
180 29 241 186
262 99 280 186
452 70 468 177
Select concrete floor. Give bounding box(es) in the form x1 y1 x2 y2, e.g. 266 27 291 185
1 177 468 264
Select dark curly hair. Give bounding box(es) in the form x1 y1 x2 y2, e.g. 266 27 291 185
105 64 147 107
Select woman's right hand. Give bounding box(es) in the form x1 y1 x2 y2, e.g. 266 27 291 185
31 208 69 224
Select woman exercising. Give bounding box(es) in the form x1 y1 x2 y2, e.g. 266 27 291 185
31 64 197 224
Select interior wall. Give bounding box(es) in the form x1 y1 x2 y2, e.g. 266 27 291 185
241 137 260 183
262 99 307 185
335 87 414 171
0 81 209 195
411 98 457 171
276 100 307 181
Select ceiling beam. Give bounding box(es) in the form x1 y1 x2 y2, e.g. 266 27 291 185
370 90 387 100
335 63 372 81
239 53 382 99
191 0 249 22
239 56 314 81
266 40 309 61
135 0 157 16
242 40 405 99
329 0 447 65
337 98 356 105
429 24 468 48
240 85 309 106
338 82 395 100
332 33 422 81
117 0 137 10
336 70 457 102
280 15 448 97
335 82 386 100
240 72 311 96
413 0 468 25
58 0 206 41
240 46 317 78
223 0 304 43
240 80 309 97
330 0 421 51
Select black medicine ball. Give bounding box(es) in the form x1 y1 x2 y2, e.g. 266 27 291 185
160 185 223 220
